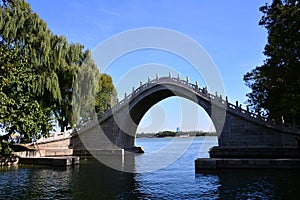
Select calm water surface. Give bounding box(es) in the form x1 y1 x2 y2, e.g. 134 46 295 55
1 137 300 199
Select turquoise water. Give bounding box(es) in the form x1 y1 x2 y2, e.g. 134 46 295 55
1 137 300 199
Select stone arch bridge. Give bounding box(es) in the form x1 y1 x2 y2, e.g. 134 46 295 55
70 74 300 158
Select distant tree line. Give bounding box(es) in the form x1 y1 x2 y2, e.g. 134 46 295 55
0 0 116 153
137 131 217 138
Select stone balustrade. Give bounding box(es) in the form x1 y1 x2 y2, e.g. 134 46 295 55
99 73 299 133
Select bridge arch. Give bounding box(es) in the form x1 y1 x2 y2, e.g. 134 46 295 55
137 96 215 134
105 76 226 148
96 74 300 151
73 74 300 168
128 82 211 133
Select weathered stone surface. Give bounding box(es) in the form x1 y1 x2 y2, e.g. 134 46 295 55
18 76 300 166
124 146 144 153
18 156 79 166
195 158 300 172
209 147 300 158
94 76 300 150
0 155 19 166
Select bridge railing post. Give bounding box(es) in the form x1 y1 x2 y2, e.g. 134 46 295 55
203 87 208 96
258 111 262 120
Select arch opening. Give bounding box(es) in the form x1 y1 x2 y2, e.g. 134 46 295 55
135 96 218 156
108 80 226 154
122 82 220 139
137 96 216 136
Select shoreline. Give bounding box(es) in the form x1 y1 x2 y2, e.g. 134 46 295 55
136 131 217 138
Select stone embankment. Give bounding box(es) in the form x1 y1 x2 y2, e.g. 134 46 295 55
195 147 300 172
0 155 19 166
10 133 80 166
195 158 300 170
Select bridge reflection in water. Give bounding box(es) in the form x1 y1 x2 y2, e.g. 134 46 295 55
3 138 300 199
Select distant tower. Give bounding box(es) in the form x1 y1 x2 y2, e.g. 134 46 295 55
176 127 180 133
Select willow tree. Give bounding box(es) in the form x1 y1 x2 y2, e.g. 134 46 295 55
72 50 99 125
0 0 61 101
0 0 54 140
0 45 52 142
95 74 117 115
53 41 100 131
51 39 81 131
244 0 300 124
0 0 100 137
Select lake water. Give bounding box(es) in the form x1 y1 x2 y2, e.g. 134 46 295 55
1 137 300 199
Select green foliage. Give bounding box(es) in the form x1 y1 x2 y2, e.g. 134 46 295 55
72 50 99 125
95 74 117 115
0 0 116 154
0 44 52 142
155 131 176 137
0 0 101 138
244 0 300 124
0 140 12 155
0 0 58 138
140 131 217 138
0 0 60 101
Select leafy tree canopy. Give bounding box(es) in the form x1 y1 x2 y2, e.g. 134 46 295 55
0 45 52 142
72 51 99 125
0 0 116 147
244 0 300 124
95 73 117 115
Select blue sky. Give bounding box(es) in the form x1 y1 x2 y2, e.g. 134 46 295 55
27 0 271 133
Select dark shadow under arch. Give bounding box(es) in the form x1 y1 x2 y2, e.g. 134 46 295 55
125 82 215 139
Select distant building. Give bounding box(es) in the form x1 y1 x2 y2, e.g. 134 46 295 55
176 127 181 133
